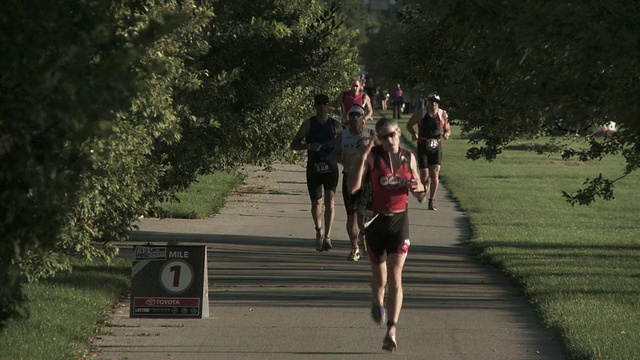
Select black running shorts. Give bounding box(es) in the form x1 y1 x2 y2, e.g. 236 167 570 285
364 210 410 264
417 143 443 169
306 161 339 200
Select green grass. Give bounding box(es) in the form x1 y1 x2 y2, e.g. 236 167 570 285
0 259 130 360
153 171 245 219
437 125 640 360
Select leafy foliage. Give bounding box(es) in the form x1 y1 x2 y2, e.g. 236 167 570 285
0 0 357 329
362 0 639 204
0 0 160 327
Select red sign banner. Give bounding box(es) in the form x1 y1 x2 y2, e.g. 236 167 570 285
134 297 200 307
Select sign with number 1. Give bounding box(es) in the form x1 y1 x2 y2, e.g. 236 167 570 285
130 245 209 318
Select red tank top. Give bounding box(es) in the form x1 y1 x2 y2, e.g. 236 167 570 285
343 91 364 114
369 147 412 213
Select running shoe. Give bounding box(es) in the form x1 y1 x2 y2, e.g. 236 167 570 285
347 248 360 262
382 334 397 352
322 237 332 251
428 199 437 211
371 304 386 325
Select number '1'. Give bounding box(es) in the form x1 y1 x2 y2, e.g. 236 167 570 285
170 265 181 287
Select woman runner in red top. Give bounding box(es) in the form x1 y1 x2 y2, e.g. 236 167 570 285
347 117 428 352
334 78 373 126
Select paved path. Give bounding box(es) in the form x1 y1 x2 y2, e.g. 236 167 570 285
92 163 566 360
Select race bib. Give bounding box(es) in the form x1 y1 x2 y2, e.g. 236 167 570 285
314 162 331 174
425 138 439 151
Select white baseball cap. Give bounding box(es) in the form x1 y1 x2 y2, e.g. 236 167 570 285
348 104 365 115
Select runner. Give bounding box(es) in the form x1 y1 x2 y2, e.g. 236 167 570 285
347 117 428 352
406 93 451 210
290 94 343 251
333 104 377 262
334 78 373 127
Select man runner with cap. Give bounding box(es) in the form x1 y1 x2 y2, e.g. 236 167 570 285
406 93 451 211
333 104 377 261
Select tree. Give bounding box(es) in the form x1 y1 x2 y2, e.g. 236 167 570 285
0 0 358 329
156 0 360 180
0 0 177 328
363 0 639 204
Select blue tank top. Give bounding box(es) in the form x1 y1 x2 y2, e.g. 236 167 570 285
306 116 337 163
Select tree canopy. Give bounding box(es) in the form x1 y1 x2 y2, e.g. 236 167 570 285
0 0 359 330
362 0 639 204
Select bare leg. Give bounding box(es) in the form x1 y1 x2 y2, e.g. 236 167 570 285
323 190 335 239
346 212 359 248
429 164 441 201
371 260 387 307
356 205 366 239
385 252 407 337
311 198 323 234
419 168 429 190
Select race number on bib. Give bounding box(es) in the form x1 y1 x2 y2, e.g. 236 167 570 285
425 138 439 151
314 162 330 174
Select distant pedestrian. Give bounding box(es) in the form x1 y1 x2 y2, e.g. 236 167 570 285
347 117 428 352
390 84 403 120
290 94 343 251
380 88 389 111
406 93 451 211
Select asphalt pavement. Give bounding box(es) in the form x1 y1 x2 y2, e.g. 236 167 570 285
91 159 566 359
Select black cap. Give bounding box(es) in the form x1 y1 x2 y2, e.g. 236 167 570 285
427 93 441 102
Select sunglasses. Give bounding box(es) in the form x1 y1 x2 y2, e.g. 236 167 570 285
348 112 363 117
378 129 398 140
315 101 328 105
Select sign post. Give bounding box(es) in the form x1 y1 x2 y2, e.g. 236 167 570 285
130 245 209 319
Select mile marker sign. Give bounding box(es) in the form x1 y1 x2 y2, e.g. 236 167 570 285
130 245 209 318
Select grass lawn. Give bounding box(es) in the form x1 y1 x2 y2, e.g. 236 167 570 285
151 171 244 219
389 107 640 360
440 128 640 359
0 260 130 360
0 171 243 359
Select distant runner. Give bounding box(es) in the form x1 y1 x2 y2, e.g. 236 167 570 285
291 94 343 251
406 93 450 211
334 78 373 127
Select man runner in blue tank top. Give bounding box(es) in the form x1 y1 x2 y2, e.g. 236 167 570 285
291 94 343 251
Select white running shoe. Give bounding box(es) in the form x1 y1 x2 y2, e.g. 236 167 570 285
347 248 360 262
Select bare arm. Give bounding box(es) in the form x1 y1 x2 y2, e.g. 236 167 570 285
408 153 428 203
442 110 451 140
290 120 310 151
406 108 422 142
333 92 344 118
369 128 380 146
332 127 343 165
363 94 374 122
347 140 374 194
